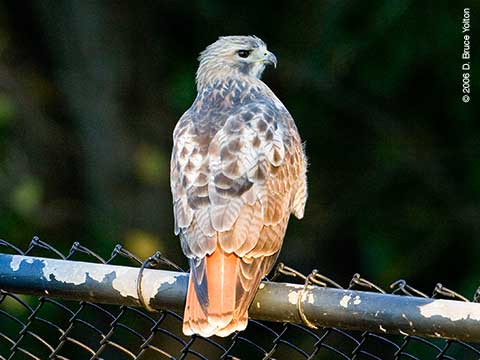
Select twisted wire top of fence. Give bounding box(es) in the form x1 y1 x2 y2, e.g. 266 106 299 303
0 236 479 360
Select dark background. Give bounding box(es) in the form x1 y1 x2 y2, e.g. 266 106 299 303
0 0 478 304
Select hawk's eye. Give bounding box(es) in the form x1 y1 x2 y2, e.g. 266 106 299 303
237 50 251 58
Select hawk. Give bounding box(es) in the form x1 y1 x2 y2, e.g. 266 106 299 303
170 35 307 337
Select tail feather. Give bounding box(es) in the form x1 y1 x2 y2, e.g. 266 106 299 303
183 248 272 337
214 315 248 337
206 249 236 327
183 275 217 337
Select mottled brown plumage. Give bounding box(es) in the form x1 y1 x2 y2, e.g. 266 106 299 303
170 35 307 337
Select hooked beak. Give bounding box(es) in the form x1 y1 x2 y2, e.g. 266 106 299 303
263 51 277 68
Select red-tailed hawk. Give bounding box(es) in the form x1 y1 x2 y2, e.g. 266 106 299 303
171 35 307 337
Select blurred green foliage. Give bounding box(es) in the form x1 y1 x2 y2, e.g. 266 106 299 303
0 0 478 327
0 94 15 127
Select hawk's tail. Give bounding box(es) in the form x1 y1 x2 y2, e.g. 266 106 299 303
182 249 265 337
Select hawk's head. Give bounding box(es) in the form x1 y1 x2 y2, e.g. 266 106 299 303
196 35 277 89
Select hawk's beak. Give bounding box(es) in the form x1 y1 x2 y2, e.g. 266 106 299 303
263 51 277 68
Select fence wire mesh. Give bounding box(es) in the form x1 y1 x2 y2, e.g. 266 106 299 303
0 237 479 360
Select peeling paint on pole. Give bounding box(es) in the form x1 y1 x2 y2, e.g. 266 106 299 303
340 295 351 308
419 300 480 321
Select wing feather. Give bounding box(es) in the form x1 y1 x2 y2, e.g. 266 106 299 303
171 99 307 259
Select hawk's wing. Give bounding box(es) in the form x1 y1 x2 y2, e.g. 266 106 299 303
171 100 306 259
171 96 307 336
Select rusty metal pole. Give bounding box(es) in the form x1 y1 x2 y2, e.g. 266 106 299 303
1 253 479 343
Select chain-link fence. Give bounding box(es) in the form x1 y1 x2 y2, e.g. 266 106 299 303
0 236 479 360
